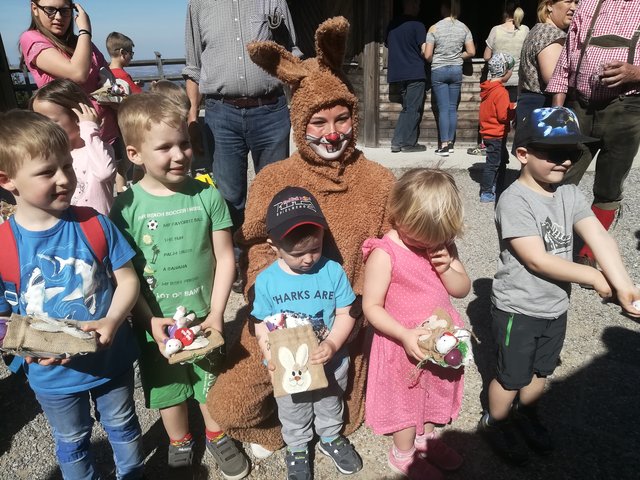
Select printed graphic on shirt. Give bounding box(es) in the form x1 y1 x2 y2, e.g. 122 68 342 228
541 216 571 253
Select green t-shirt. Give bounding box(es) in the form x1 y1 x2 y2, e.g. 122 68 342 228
110 178 232 318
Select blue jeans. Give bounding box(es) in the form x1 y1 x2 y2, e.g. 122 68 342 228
481 137 509 197
204 94 291 229
431 65 463 144
391 80 426 148
35 369 144 480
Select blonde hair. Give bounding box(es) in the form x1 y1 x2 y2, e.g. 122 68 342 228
117 93 186 149
513 7 525 28
389 168 464 246
538 0 562 23
0 110 69 177
149 80 191 117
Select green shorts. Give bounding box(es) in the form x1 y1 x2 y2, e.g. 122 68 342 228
136 330 225 409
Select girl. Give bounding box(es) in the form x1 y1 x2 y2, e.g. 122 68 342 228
362 168 471 480
31 78 116 215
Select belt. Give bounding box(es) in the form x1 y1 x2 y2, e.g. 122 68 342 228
206 93 281 108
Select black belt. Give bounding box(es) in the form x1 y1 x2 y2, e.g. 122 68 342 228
206 93 281 108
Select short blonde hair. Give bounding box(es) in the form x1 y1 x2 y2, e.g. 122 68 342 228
389 168 464 246
538 0 563 23
149 80 191 117
0 110 69 177
117 93 186 149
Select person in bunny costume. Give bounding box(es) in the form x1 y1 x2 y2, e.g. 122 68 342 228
206 16 395 457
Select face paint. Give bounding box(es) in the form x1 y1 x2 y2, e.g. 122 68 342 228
305 128 352 160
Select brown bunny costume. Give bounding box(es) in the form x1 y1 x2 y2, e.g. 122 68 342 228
207 17 396 450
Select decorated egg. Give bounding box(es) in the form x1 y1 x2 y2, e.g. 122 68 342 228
435 332 458 354
444 348 463 367
163 338 182 357
174 327 196 346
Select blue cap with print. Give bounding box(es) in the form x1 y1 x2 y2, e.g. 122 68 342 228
513 107 599 149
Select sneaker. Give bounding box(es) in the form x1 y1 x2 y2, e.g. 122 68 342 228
511 402 554 455
467 145 487 156
391 145 401 153
284 447 312 480
435 146 449 156
478 413 529 466
479 192 496 203
387 446 443 480
206 434 250 480
401 144 427 153
415 431 463 471
250 442 275 459
447 142 455 153
168 439 194 468
318 436 363 475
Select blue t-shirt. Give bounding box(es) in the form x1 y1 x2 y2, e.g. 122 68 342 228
251 257 355 338
386 15 427 83
0 210 138 394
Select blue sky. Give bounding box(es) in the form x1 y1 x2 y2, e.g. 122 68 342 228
0 1 188 66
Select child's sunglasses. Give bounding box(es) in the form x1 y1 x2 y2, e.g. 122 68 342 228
529 147 583 164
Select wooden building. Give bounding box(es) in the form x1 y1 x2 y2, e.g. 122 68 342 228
288 0 539 147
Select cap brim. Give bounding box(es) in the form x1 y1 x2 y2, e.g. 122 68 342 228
270 219 328 240
515 134 599 150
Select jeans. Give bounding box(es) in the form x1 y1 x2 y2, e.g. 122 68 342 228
431 65 463 144
35 369 144 480
481 137 509 197
204 94 291 229
391 80 426 148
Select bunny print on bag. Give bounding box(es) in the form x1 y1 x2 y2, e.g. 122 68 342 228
278 343 313 394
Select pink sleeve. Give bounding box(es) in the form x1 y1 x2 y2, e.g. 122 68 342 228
77 121 116 182
19 30 57 86
362 236 395 266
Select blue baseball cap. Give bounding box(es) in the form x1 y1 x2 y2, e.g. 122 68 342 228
513 107 599 149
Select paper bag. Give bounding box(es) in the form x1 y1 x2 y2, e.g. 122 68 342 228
268 324 328 398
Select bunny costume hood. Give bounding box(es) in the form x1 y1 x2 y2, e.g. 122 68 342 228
206 17 395 450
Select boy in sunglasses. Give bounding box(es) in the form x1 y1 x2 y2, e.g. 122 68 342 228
479 107 640 465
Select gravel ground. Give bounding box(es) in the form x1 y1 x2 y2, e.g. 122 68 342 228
1 165 639 480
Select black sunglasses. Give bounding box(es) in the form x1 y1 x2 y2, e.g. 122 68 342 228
33 3 74 19
529 147 582 164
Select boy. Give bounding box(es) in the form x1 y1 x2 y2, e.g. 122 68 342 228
109 94 249 479
478 52 515 203
0 110 144 478
106 31 143 94
479 107 640 465
253 187 363 480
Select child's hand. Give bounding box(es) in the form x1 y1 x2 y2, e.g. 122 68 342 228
429 245 453 275
81 317 119 348
72 103 99 124
150 316 175 349
400 326 431 363
310 339 337 365
591 270 613 298
616 285 640 317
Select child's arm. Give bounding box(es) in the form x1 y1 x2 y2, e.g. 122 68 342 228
310 305 355 365
575 216 640 316
254 320 274 367
200 228 236 333
362 248 430 363
508 235 612 296
81 261 140 347
73 104 116 182
430 242 471 298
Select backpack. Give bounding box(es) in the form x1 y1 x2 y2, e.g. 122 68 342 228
0 206 109 313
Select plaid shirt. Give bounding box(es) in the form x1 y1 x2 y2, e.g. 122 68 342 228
546 0 640 102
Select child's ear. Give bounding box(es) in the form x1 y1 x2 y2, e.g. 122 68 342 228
126 145 144 166
515 147 528 165
266 238 280 256
0 170 16 193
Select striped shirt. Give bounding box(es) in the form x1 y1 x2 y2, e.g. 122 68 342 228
546 0 640 102
182 0 299 97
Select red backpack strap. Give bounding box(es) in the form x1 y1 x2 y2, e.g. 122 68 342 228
0 219 21 307
71 206 108 267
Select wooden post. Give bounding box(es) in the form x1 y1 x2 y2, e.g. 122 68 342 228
362 0 380 147
154 51 165 79
0 34 18 112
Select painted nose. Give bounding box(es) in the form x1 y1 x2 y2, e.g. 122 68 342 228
325 132 340 143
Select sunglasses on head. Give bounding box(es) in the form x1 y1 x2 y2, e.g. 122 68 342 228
528 147 582 164
33 2 74 19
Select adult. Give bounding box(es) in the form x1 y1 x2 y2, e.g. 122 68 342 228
546 0 640 266
19 1 119 147
206 17 396 453
424 0 475 156
386 0 427 153
483 2 529 103
515 0 575 127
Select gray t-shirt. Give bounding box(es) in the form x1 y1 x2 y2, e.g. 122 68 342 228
518 22 566 94
426 18 473 70
492 181 593 318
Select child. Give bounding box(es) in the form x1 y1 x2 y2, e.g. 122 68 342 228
479 107 640 465
150 79 191 115
109 93 249 479
31 78 116 215
362 168 471 480
106 31 143 94
0 110 143 478
479 52 515 203
253 186 363 480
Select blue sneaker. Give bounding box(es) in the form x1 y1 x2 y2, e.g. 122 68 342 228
479 192 496 203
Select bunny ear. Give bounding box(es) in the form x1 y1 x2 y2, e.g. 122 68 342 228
247 41 308 88
278 346 296 368
295 343 309 366
315 16 350 72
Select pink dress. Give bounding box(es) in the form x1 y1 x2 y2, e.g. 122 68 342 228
362 235 464 436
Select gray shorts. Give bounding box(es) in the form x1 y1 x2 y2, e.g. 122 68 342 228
491 305 567 390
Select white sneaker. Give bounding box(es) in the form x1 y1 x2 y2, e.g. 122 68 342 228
250 442 275 459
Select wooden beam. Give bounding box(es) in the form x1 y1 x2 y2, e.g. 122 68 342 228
362 0 379 147
0 34 18 112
